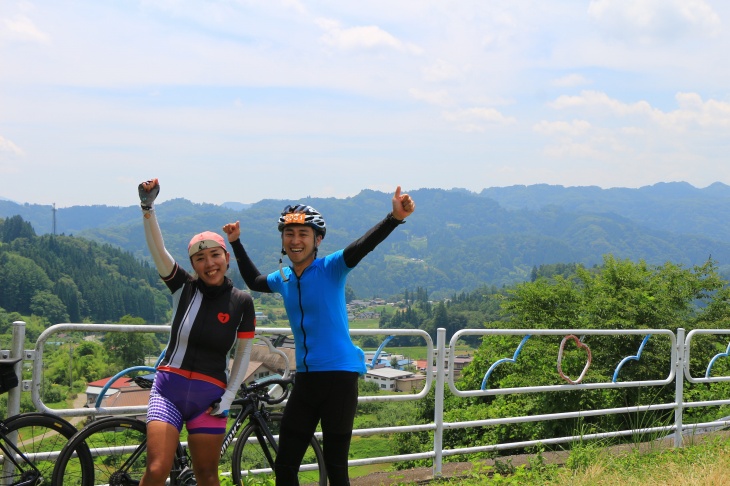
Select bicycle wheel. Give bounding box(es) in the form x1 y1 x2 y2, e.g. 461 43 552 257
1 412 89 486
231 412 326 486
51 416 149 486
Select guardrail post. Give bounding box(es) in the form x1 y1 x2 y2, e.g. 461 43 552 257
674 328 685 448
433 328 446 478
8 321 26 418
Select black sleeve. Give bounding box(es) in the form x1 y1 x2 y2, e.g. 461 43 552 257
230 239 273 293
343 212 405 268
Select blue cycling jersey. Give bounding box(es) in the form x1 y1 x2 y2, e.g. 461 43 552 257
232 213 405 375
267 250 366 374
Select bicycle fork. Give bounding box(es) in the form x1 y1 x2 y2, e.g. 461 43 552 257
249 411 280 468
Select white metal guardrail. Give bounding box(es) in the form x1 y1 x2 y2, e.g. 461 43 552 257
5 321 730 478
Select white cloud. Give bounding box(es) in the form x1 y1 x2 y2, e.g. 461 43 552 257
0 136 24 157
444 107 517 125
409 88 452 107
552 74 591 88
542 141 604 160
669 92 730 128
549 90 730 130
316 18 422 54
620 126 646 136
1 1 729 204
549 91 657 117
588 0 721 42
533 120 592 136
457 123 489 133
1 13 49 43
422 59 463 83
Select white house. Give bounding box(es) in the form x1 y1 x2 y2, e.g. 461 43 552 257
363 368 416 391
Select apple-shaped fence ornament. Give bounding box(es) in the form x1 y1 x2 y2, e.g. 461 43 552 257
557 334 592 385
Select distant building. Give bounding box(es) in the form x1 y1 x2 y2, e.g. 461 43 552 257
364 351 412 370
452 356 473 376
85 376 150 421
363 368 425 392
249 342 296 377
397 375 427 393
414 359 429 372
245 360 278 383
413 355 473 378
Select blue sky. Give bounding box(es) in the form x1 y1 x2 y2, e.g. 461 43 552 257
1 0 729 207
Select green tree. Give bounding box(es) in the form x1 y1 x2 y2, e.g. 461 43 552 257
30 290 70 324
45 340 111 387
103 315 159 368
0 253 53 314
1 215 35 242
423 301 449 340
447 256 730 452
73 341 111 383
54 276 85 323
345 285 356 303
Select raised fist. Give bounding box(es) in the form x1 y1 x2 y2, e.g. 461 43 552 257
138 179 160 210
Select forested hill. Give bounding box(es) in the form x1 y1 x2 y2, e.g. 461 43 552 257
2 182 730 300
0 215 170 325
480 181 730 242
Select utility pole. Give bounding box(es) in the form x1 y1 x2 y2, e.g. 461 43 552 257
52 203 57 235
68 342 73 390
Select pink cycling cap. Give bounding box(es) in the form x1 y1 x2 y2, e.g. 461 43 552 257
188 231 226 257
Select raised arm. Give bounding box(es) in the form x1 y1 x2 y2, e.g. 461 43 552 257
343 185 416 268
222 221 272 292
139 179 175 278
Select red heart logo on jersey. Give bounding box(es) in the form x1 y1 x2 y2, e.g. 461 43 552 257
218 313 230 324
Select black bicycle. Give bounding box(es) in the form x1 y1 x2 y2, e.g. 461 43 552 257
51 376 326 485
0 357 92 485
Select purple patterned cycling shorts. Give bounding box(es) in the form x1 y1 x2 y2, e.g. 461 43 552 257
147 371 227 435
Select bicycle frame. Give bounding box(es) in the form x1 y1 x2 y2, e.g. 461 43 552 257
0 426 40 485
216 381 285 479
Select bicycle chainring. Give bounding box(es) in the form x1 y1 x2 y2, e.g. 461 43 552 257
176 468 198 485
108 471 135 486
17 469 41 486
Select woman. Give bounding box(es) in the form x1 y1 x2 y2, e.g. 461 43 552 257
223 186 415 485
138 178 256 486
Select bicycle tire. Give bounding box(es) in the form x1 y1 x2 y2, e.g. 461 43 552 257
51 416 151 486
1 412 90 486
231 412 326 486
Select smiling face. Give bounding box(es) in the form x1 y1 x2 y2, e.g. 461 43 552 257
190 246 230 286
282 224 322 274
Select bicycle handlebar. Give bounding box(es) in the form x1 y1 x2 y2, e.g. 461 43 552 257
238 376 294 405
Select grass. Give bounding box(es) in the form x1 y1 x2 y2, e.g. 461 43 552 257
352 318 381 330
380 432 730 485
349 435 395 478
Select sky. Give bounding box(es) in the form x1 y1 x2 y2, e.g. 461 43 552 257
1 0 729 208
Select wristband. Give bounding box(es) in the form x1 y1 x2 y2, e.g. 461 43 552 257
387 212 406 225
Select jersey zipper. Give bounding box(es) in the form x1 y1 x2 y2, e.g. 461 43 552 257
296 274 309 372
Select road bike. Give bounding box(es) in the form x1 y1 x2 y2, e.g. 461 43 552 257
0 357 92 485
51 375 326 485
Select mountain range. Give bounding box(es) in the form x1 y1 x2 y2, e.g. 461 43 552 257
2 181 730 300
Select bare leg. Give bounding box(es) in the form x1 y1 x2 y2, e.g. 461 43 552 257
188 432 226 486
140 420 180 486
